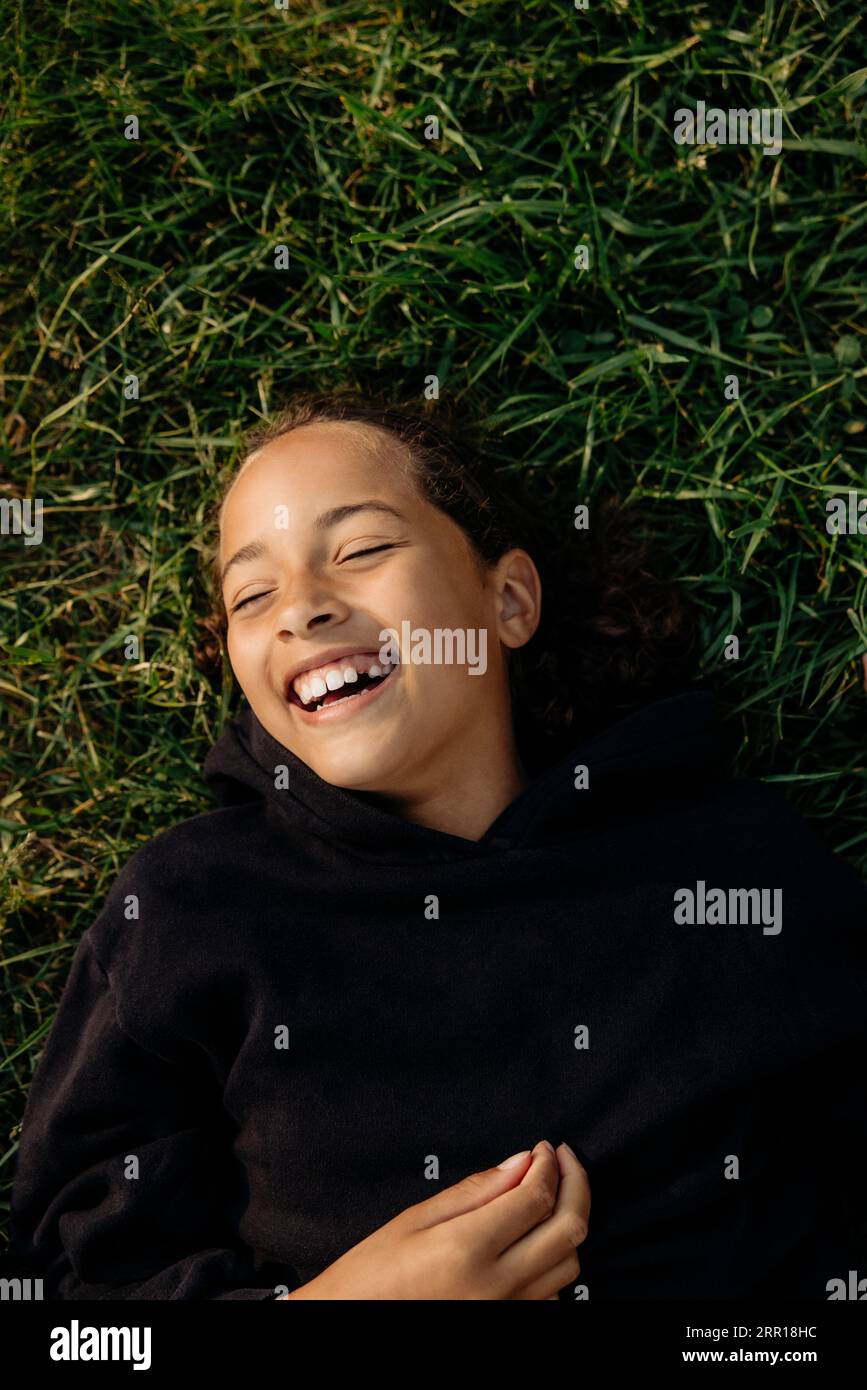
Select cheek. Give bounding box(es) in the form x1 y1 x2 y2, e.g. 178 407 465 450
226 623 259 673
392 557 480 623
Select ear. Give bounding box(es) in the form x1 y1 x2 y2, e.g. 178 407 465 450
490 548 542 651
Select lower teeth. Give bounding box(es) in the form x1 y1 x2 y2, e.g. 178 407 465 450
309 675 387 712
314 689 364 711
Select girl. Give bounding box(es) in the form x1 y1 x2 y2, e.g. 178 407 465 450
9 389 867 1300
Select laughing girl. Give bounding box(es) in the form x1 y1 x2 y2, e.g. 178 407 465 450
10 389 867 1300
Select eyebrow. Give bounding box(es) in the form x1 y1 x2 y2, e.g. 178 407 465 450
219 500 407 587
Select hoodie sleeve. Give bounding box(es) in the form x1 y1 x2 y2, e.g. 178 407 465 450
9 926 299 1301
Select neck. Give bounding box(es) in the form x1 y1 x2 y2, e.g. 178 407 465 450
377 729 530 842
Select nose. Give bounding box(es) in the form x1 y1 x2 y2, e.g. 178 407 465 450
273 585 352 639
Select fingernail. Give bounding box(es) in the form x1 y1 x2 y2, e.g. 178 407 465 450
559 1142 577 1158
538 1139 555 1154
497 1149 531 1169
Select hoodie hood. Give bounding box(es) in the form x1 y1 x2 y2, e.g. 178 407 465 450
202 687 726 865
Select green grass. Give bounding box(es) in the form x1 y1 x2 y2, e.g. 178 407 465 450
1 0 866 1253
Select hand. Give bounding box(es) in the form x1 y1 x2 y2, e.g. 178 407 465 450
279 1139 590 1300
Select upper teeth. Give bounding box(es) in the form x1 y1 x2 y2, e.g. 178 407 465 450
292 655 392 706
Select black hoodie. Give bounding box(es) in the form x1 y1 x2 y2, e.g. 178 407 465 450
8 690 867 1300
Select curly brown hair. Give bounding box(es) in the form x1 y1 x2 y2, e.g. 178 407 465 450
195 387 700 772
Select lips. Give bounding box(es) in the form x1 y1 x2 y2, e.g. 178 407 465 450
288 665 397 719
288 651 391 704
283 650 398 714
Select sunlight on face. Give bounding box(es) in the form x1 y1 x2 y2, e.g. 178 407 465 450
218 421 518 797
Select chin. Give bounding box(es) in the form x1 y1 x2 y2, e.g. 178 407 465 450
310 753 401 793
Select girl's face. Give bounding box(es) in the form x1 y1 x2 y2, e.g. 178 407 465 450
218 421 540 796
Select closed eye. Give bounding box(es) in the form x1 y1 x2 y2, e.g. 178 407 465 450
342 543 396 562
229 545 397 613
231 590 272 613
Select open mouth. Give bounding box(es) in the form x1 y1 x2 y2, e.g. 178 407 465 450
285 663 396 714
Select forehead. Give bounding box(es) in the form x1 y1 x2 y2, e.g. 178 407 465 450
222 421 411 516
217 421 425 562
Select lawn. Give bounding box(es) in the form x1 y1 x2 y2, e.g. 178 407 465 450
1 0 865 1251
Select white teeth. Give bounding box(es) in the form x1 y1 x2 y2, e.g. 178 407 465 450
290 654 394 706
